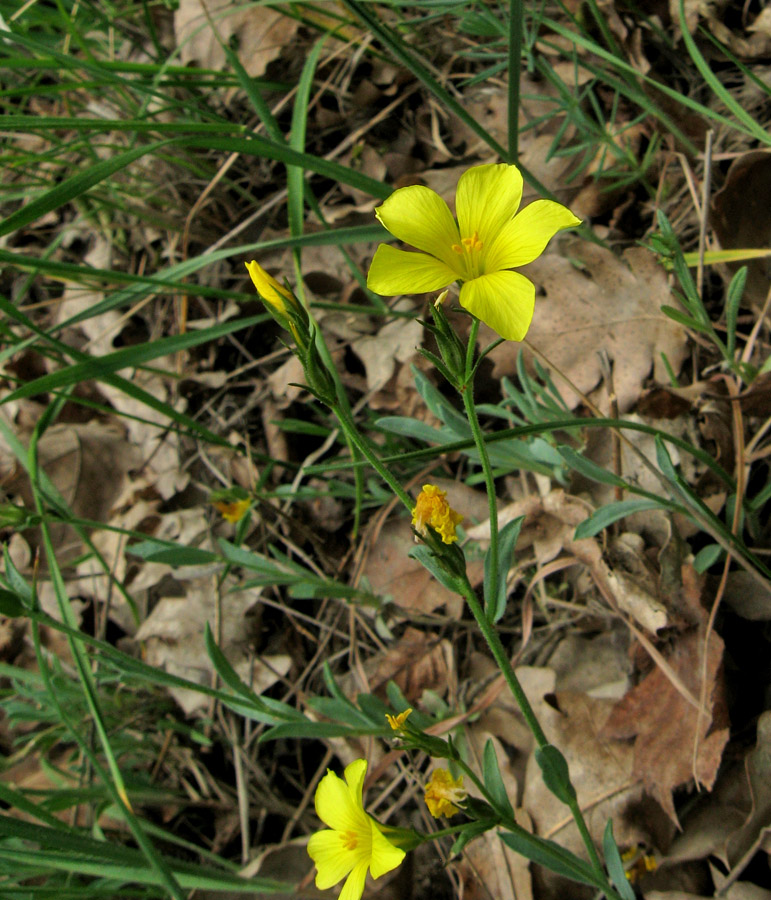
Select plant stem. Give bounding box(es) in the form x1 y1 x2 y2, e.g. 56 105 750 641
458 331 605 878
508 0 523 164
461 322 498 617
457 574 607 877
333 403 414 512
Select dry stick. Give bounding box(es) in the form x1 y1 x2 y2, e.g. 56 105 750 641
696 129 714 301
227 713 251 864
521 337 769 592
692 372 746 786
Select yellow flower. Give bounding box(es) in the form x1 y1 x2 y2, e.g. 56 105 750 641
412 484 463 545
308 759 405 900
424 768 466 819
244 260 296 315
213 498 251 523
367 163 581 341
385 708 412 732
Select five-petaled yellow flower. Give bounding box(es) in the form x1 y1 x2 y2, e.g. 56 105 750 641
367 163 581 341
424 768 466 819
308 759 405 900
412 484 463 545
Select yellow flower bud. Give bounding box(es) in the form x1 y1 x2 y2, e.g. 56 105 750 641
244 260 297 315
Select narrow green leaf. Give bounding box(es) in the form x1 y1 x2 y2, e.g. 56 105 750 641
693 542 722 573
557 445 627 487
2 314 265 404
483 739 516 819
128 543 219 566
0 589 25 618
499 829 605 889
485 515 524 623
574 498 669 539
535 744 577 805
603 819 636 900
725 266 747 361
409 545 464 595
0 139 173 238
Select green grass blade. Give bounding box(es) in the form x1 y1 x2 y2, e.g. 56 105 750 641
0 139 173 237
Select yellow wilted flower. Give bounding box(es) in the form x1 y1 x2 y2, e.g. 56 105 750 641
212 498 250 523
244 260 297 315
367 163 581 341
307 759 405 900
424 768 466 818
412 484 463 545
385 708 412 732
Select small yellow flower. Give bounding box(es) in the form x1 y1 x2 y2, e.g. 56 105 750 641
367 163 581 341
308 759 405 900
412 484 463 545
213 498 251 523
424 768 466 819
385 708 412 732
244 260 296 315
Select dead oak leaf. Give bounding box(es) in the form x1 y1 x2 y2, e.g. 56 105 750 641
603 629 729 824
486 241 689 413
175 0 297 78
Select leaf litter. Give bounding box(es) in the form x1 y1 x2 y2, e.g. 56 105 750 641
3 2 771 899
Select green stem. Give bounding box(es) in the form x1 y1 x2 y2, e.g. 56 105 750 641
333 403 413 512
461 322 498 618
458 575 547 746
457 574 606 877
457 329 605 878
508 0 522 164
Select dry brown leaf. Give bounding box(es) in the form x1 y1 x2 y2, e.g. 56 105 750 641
351 302 423 392
365 626 454 704
711 151 771 308
2 421 142 563
174 0 297 78
363 519 464 618
486 241 689 413
725 710 771 872
603 630 729 824
133 577 289 715
458 820 533 900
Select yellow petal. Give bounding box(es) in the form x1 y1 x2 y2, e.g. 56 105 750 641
338 861 369 900
367 245 458 295
455 164 523 249
459 271 535 342
368 821 406 879
244 260 294 314
374 185 460 268
343 758 368 806
315 764 367 833
485 199 582 271
308 830 356 889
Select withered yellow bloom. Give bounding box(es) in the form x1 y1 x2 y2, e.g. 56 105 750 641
385 708 412 732
213 498 251 523
307 759 405 900
412 484 463 545
244 260 296 315
424 769 466 819
367 163 581 341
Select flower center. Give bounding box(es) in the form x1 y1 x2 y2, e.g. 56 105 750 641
451 231 483 279
341 830 359 851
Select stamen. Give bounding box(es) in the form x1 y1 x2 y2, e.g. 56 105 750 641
451 244 463 254
341 830 358 851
